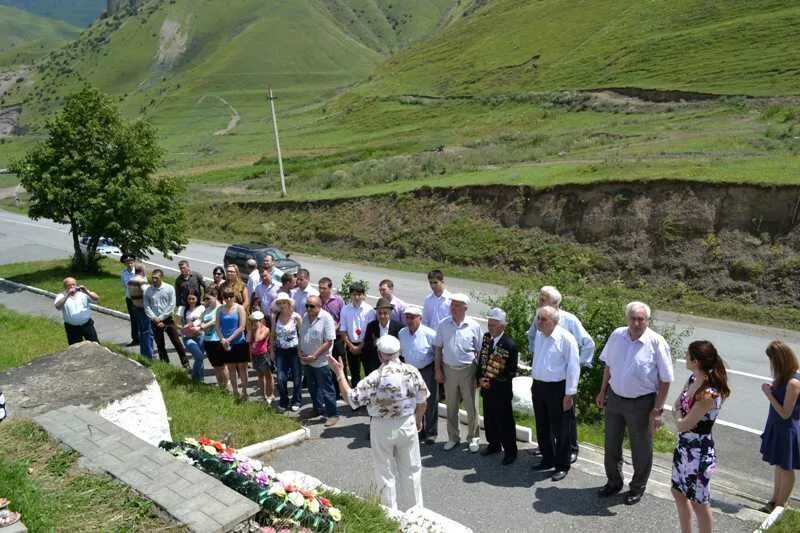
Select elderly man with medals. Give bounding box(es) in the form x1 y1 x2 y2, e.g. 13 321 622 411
476 307 519 465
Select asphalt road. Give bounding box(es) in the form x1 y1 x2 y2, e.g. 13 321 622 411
2 209 799 435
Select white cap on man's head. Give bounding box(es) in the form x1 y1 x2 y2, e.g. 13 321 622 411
403 307 422 317
486 307 507 324
274 292 292 303
450 293 470 305
376 335 401 355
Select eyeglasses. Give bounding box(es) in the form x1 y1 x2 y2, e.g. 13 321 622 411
305 304 318 309
213 272 223 276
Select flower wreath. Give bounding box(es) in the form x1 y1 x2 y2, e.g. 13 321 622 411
159 437 341 531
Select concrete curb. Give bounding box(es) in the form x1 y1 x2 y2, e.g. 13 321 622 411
0 277 130 321
437 402 533 443
754 505 785 532
239 427 311 457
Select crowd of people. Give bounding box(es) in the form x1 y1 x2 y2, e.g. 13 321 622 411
46 256 800 531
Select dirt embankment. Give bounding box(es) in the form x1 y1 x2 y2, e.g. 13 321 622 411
230 180 800 306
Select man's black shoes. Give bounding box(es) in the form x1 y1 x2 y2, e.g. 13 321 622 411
598 484 623 497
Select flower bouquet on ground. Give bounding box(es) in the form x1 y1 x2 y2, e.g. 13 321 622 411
159 437 341 532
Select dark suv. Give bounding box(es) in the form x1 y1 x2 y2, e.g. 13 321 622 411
223 243 301 278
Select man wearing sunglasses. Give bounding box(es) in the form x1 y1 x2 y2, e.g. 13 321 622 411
299 296 339 426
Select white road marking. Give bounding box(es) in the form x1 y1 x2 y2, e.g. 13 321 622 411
676 358 771 381
0 216 68 233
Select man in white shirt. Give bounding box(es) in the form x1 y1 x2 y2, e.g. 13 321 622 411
54 277 100 345
398 306 438 444
379 279 407 324
528 285 596 464
596 301 674 505
253 269 278 316
530 306 579 481
292 268 319 318
434 293 483 452
338 282 375 387
246 258 261 297
422 269 451 329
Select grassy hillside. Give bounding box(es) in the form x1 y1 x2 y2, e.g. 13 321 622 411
0 5 80 65
0 0 105 27
319 0 457 53
362 0 800 97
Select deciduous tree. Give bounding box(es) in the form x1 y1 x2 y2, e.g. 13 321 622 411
11 86 187 271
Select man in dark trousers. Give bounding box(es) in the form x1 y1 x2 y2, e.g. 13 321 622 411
362 297 404 375
476 307 519 465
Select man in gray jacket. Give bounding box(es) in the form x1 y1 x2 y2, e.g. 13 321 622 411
144 269 188 369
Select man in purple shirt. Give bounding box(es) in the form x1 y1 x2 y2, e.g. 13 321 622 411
319 277 346 392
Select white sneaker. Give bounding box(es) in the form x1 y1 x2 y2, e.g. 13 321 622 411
468 438 480 453
290 405 300 412
443 440 459 451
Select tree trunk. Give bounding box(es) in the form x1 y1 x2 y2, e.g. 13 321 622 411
68 215 87 271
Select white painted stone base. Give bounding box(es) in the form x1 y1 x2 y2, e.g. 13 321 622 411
98 380 171 446
386 505 474 533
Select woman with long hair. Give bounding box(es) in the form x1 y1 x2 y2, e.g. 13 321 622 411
215 287 250 399
177 289 206 382
200 288 228 389
760 340 800 513
271 292 303 411
671 340 730 533
220 264 249 308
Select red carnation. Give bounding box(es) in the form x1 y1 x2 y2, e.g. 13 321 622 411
355 328 362 337
319 497 331 507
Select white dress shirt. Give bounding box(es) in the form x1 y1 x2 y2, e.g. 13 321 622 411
254 281 279 316
600 326 674 398
399 325 437 369
54 291 92 325
339 301 376 343
532 324 580 395
293 284 320 317
389 295 407 324
247 269 261 297
434 316 482 367
422 289 451 329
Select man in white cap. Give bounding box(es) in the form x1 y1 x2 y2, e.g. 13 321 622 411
434 293 483 452
398 306 438 444
531 305 579 482
329 335 429 511
476 307 519 464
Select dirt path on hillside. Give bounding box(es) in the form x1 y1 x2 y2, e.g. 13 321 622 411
197 95 240 136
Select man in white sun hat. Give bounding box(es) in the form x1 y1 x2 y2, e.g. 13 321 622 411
434 293 483 452
329 335 429 511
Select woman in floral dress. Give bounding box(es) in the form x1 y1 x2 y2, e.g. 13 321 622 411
671 340 730 533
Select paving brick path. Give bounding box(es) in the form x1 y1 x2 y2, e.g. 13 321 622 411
35 405 259 533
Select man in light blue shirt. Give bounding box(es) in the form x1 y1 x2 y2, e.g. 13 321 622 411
434 293 483 452
399 307 438 444
528 285 596 464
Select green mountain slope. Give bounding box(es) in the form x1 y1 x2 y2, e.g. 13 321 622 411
0 0 106 27
319 0 457 53
0 5 80 65
362 0 800 96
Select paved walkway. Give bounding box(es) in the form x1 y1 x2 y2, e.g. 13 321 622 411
36 405 259 532
0 284 764 532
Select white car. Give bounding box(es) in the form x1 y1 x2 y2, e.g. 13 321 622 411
79 236 121 256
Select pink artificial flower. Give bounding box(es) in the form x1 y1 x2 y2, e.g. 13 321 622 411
237 462 253 476
256 471 270 487
219 451 236 462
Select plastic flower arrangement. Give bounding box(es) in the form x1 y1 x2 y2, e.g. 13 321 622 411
159 437 341 532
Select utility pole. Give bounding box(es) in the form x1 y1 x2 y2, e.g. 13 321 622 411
267 88 287 197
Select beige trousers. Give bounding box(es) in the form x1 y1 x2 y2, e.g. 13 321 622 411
444 363 479 443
